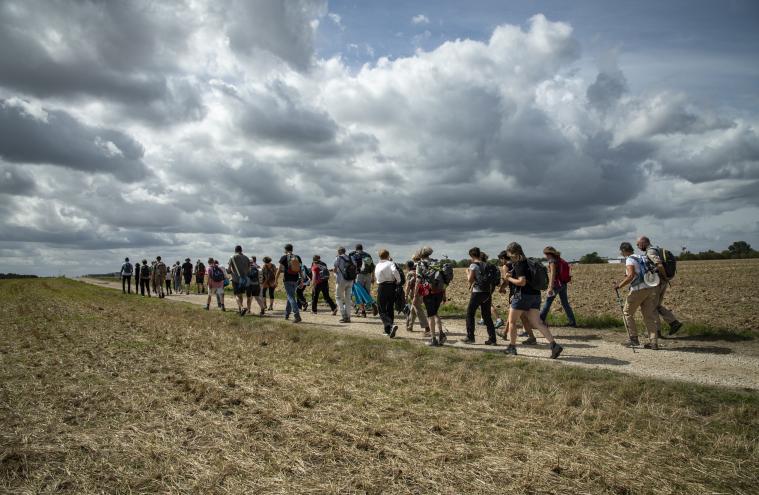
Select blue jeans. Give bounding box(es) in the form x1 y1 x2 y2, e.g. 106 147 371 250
540 284 576 325
284 281 300 318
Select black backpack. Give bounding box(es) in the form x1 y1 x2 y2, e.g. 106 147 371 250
395 263 406 286
122 262 133 275
656 247 677 279
341 255 357 281
483 263 501 291
526 258 549 291
210 265 225 282
248 265 260 286
315 262 330 281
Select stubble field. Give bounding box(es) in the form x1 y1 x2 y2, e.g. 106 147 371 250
441 259 759 334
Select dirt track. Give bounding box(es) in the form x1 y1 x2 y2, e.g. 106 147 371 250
82 278 759 391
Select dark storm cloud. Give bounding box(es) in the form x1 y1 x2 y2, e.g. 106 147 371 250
587 69 627 112
0 100 149 182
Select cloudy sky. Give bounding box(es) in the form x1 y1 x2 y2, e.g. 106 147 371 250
1 0 758 275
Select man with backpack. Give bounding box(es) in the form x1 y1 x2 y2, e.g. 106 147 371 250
311 255 337 315
245 255 266 316
415 246 453 347
463 247 497 345
274 244 303 323
120 257 133 294
637 236 683 336
228 246 251 317
195 260 206 294
539 246 577 328
181 258 193 295
350 244 378 318
155 256 167 298
139 260 151 296
333 246 357 323
478 252 505 330
206 258 226 311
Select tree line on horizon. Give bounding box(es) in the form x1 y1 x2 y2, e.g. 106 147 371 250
575 241 758 264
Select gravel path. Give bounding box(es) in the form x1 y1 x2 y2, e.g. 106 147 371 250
82 278 759 391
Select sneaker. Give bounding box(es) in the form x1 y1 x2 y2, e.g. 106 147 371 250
260 309 266 316
504 345 517 356
240 308 248 317
517 330 528 337
427 338 440 347
439 332 447 345
372 305 378 316
494 319 504 330
221 305 226 312
477 318 485 325
644 342 659 350
550 342 564 359
285 315 290 320
362 310 367 318
331 308 338 316
423 328 431 336
339 318 348 323
389 325 398 338
461 337 475 344
567 322 577 328
293 315 302 323
484 339 497 346
621 339 640 348
522 336 537 345
204 304 209 311
669 321 683 336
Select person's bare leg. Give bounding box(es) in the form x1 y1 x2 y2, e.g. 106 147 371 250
521 313 536 339
508 308 522 346
525 309 555 343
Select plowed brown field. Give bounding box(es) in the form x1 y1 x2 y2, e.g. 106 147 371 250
443 259 759 332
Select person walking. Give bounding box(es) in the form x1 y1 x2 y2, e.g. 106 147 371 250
274 244 303 323
416 246 447 346
637 236 683 336
164 265 172 295
502 242 563 358
375 249 402 338
497 251 537 345
333 247 356 323
133 260 141 294
615 242 660 349
206 258 227 311
310 255 337 315
155 257 167 298
139 260 151 296
245 256 266 316
539 246 577 327
120 257 133 294
477 252 505 330
195 259 206 294
404 259 429 333
261 256 277 311
350 244 378 318
228 246 251 316
296 264 310 311
181 258 193 295
463 247 497 345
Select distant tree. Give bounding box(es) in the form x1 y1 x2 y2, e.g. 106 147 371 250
727 241 754 258
578 252 606 264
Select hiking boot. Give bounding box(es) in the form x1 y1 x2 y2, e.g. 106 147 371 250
427 338 440 347
389 325 398 338
461 337 475 344
522 336 537 345
504 345 517 356
669 321 683 336
372 305 378 316
293 315 302 323
494 318 504 330
484 339 497 346
621 339 640 347
439 332 447 345
550 342 564 359
644 342 659 350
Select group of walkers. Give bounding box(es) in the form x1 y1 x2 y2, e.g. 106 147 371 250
118 236 682 359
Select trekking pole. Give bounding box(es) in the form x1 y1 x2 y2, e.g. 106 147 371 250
615 288 636 353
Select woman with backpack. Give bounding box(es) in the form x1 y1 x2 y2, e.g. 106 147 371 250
206 258 226 311
416 246 447 347
463 247 497 345
311 255 338 315
502 242 563 359
497 251 537 345
539 246 577 328
260 256 277 311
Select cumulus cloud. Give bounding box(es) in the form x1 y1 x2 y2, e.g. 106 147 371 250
412 14 430 25
0 5 756 275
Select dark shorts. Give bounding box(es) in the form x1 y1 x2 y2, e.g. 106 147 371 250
511 292 541 311
246 285 261 297
184 275 192 284
196 275 204 284
232 281 246 295
423 292 444 317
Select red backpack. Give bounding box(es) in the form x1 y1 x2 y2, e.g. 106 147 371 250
557 258 572 284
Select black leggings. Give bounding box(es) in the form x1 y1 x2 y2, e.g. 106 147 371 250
311 281 336 312
140 279 150 296
466 291 496 341
377 283 397 332
122 276 131 293
165 280 172 294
